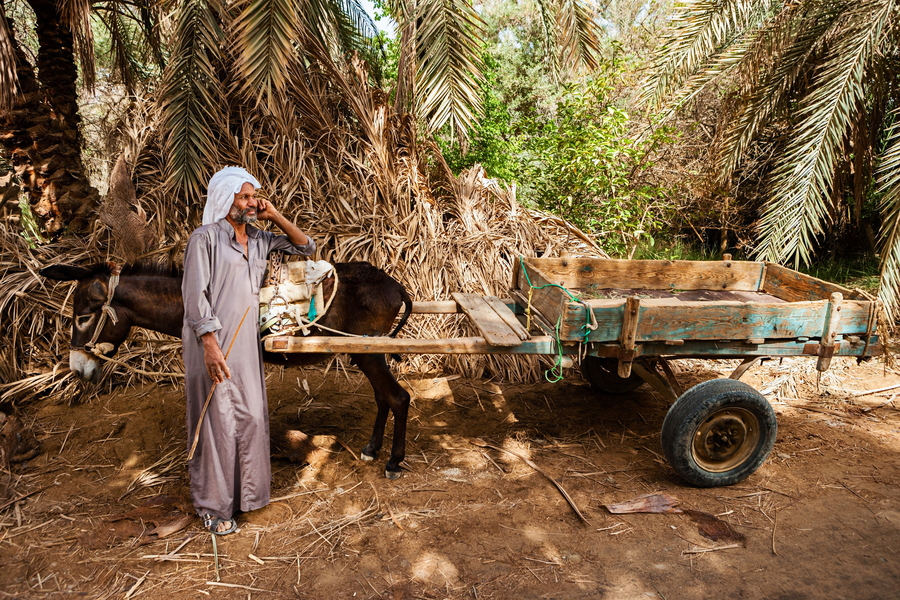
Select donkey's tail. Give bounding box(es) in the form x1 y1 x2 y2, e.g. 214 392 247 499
388 286 414 338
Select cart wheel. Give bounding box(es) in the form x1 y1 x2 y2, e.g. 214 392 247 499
581 356 644 394
661 379 776 487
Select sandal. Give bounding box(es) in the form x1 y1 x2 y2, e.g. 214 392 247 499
200 513 237 536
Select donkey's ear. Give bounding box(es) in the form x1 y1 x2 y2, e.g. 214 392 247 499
40 265 94 281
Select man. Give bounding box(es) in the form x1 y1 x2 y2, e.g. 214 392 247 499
182 167 315 534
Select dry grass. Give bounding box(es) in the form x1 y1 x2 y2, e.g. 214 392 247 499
0 49 604 407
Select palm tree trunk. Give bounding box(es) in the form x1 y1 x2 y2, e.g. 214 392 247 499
0 2 98 235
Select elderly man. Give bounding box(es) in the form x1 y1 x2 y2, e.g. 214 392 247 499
182 167 315 535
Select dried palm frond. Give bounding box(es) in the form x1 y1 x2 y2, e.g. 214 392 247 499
119 447 187 501
2 18 606 405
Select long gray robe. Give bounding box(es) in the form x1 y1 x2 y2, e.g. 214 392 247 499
182 219 315 519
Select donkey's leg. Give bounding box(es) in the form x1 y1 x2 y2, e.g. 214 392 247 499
355 354 411 479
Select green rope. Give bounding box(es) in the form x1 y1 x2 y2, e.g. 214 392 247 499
520 257 594 382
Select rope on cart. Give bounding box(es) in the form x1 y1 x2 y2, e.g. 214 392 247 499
520 257 598 382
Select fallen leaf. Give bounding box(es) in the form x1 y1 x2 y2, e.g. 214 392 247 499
149 514 192 539
604 493 682 514
683 510 746 544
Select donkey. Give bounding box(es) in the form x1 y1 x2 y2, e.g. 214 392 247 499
39 261 414 478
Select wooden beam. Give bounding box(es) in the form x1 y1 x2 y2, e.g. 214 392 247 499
521 257 765 291
817 293 843 372
411 299 516 314
265 335 571 355
556 299 874 344
483 295 530 340
761 263 859 302
618 296 641 377
453 293 523 347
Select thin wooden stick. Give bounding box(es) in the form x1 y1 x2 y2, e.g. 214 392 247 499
0 485 52 512
771 508 778 555
211 533 220 582
188 305 252 461
682 544 741 555
850 383 900 397
471 439 589 523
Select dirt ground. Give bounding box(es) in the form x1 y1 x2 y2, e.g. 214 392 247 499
1 355 899 600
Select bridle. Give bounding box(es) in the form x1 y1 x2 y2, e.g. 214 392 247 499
80 263 122 353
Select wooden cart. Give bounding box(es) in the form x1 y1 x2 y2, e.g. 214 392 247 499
264 256 882 487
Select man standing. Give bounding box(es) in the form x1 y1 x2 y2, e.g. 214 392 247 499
182 167 315 534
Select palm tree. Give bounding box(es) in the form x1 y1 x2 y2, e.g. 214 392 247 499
640 0 900 318
159 0 603 200
0 0 162 235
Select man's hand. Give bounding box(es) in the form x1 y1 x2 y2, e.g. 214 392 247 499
201 332 231 384
255 197 282 223
255 197 310 246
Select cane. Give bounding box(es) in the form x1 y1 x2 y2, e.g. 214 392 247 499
188 305 252 461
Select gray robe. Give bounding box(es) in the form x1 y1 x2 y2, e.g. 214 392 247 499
182 219 315 519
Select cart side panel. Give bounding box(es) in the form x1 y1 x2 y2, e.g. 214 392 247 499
559 299 874 342
515 259 570 328
525 258 765 291
761 263 861 302
633 300 873 341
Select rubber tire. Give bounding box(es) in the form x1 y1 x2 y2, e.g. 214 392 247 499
581 356 644 394
661 379 777 487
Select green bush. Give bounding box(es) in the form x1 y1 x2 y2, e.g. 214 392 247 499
519 72 676 256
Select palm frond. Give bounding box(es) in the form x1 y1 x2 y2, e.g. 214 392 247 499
415 0 485 140
715 0 844 181
159 0 226 200
557 0 602 73
303 0 378 58
58 0 96 90
639 0 762 109
232 0 300 103
0 5 20 110
755 0 893 265
874 110 900 321
534 0 561 79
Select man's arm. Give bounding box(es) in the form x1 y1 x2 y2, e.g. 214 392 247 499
257 198 310 246
202 332 230 384
183 231 229 384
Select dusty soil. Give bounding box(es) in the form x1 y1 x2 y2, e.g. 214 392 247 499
2 355 899 599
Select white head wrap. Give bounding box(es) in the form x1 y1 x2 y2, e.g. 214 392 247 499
202 166 262 225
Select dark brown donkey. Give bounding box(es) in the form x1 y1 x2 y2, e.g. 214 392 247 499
40 261 414 478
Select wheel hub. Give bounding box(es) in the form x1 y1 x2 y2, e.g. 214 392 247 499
692 408 761 472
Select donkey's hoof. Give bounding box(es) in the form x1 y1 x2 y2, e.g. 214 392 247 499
360 452 375 462
385 468 402 480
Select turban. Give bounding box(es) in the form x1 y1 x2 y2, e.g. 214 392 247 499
202 166 262 225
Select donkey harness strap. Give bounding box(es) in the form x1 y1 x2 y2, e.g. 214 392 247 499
86 264 121 350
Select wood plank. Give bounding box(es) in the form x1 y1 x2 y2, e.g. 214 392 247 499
618 296 640 377
523 257 765 291
559 298 874 343
817 293 843 371
412 301 460 313
761 263 861 302
265 335 569 355
589 337 882 359
263 334 881 359
514 260 570 332
411 299 519 314
452 293 522 346
482 295 530 340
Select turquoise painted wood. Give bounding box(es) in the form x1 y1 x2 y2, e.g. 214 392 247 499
517 257 879 358
558 300 874 343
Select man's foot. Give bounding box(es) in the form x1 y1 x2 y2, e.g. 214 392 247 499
200 513 237 535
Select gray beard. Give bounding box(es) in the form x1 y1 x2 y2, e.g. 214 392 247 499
229 206 257 224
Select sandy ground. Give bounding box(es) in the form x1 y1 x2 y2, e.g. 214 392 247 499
1 355 899 599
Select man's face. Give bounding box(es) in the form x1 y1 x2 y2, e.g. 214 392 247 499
229 182 258 224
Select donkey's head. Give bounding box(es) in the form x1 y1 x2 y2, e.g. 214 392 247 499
40 264 135 383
